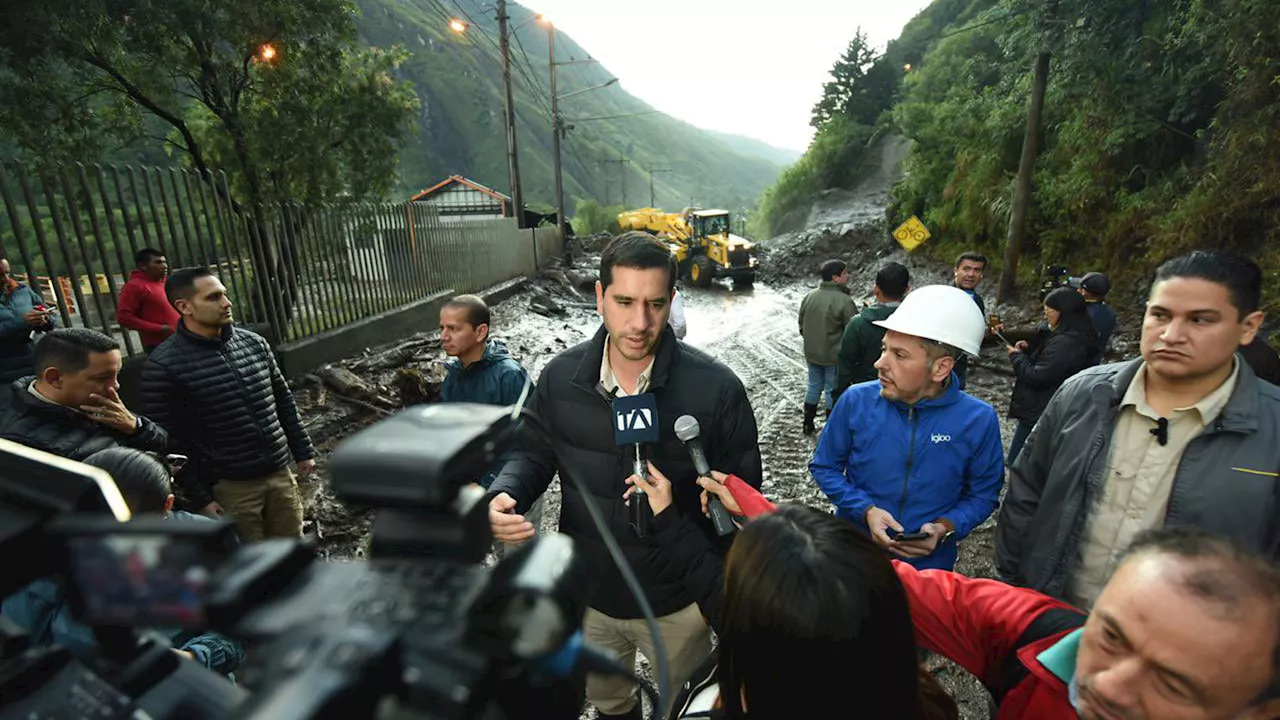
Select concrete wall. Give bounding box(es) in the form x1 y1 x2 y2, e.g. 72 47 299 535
274 277 529 378
116 277 529 414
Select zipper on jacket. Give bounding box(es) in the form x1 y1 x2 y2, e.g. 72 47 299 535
898 406 918 522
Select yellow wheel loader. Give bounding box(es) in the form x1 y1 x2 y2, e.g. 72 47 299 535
616 207 758 289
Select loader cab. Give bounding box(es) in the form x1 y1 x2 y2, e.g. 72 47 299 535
690 210 731 239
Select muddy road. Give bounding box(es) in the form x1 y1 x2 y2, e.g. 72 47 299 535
289 266 1024 720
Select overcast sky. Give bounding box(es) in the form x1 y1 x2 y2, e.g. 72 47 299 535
522 0 933 153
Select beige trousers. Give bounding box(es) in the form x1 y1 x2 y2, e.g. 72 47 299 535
583 602 712 717
212 467 303 541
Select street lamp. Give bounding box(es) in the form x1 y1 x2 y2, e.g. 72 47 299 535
449 18 468 33
257 43 278 63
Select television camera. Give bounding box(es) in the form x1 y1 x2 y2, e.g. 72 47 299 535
0 402 645 720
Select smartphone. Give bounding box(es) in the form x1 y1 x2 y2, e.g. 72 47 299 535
893 530 931 542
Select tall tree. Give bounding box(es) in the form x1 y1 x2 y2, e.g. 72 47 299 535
811 30 881 129
0 0 418 328
0 0 418 208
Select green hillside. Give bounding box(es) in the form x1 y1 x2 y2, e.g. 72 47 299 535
360 0 787 212
755 0 1280 308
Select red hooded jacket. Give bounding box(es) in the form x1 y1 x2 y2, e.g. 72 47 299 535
721 475 1084 719
117 271 180 348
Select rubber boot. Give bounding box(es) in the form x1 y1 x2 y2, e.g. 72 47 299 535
803 402 818 435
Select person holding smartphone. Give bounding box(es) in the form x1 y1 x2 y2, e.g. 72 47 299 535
0 254 58 388
810 285 1005 571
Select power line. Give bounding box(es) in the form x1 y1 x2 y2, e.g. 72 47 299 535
415 0 554 123
565 110 662 123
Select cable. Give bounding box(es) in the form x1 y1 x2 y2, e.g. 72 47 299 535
516 406 671 717
415 0 551 120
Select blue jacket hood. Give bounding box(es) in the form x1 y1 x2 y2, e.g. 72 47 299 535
809 376 1005 570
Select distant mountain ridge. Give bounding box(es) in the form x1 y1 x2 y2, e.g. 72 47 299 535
360 0 786 213
703 129 802 168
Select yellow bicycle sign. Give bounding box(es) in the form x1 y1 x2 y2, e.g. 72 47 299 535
892 216 931 252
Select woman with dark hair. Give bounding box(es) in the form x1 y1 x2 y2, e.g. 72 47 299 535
1005 287 1098 465
625 467 957 720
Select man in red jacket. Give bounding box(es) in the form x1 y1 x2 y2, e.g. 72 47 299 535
117 248 179 353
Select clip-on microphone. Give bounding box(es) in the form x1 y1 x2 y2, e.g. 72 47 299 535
614 393 660 537
1150 417 1169 446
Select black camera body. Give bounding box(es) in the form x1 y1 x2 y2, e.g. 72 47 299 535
1039 264 1072 301
0 403 591 720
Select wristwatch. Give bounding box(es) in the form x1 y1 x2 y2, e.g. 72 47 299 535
935 518 957 544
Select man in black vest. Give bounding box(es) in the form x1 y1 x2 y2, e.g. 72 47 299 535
486 232 762 719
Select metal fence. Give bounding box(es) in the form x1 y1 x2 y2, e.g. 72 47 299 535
0 162 561 357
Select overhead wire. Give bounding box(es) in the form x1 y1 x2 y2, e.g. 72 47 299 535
413 0 553 122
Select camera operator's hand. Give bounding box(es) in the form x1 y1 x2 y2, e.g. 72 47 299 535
490 492 536 544
890 522 947 559
623 461 673 516
864 506 904 550
697 471 743 516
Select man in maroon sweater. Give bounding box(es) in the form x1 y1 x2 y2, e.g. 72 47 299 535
117 249 180 353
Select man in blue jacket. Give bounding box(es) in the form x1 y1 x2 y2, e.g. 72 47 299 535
439 294 531 488
0 255 57 387
810 284 1004 571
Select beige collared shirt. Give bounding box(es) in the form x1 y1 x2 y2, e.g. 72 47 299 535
598 344 655 397
1068 359 1240 608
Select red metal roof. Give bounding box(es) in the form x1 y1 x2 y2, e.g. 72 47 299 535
410 175 512 203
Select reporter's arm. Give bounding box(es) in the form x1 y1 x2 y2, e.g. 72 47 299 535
176 631 246 675
893 561 1075 685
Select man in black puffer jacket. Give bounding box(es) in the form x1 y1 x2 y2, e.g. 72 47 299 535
487 233 762 720
0 328 167 459
141 267 315 541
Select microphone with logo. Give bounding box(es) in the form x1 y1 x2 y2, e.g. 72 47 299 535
674 415 736 537
614 393 660 538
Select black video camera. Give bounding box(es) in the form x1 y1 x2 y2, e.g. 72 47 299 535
1039 265 1072 301
0 403 595 720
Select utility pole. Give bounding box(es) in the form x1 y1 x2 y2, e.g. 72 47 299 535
601 153 631 207
647 167 671 208
548 22 566 244
998 0 1059 304
496 0 524 228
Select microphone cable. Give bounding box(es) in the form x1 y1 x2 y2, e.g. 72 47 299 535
515 405 671 719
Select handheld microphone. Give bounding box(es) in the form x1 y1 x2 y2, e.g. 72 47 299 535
614 393 660 538
674 415 736 537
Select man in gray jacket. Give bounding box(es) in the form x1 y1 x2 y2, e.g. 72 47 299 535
996 251 1278 608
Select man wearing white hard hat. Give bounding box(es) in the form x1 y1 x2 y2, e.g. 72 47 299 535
810 284 1005 570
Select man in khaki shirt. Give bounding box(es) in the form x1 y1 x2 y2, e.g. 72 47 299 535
997 251 1280 603
1068 359 1238 606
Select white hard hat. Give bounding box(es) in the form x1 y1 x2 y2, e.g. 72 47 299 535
873 285 986 357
